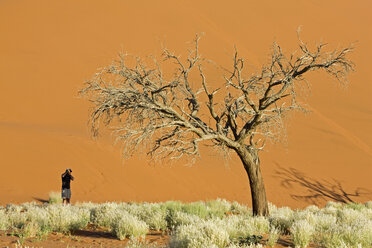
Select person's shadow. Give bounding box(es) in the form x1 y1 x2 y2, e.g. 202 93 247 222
274 166 372 204
32 197 49 204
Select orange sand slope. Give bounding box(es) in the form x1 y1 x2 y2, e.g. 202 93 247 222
0 0 371 208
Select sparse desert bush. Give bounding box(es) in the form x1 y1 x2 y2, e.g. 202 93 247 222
48 191 62 204
47 205 89 233
337 207 364 225
250 216 270 234
181 202 210 219
0 209 9 230
111 212 149 240
163 201 183 212
313 213 336 233
222 214 255 240
19 221 40 239
90 203 122 228
223 214 269 241
125 203 168 231
317 210 372 248
267 227 280 247
22 205 52 238
321 206 338 216
365 201 372 209
304 205 319 213
206 198 232 218
168 211 202 230
291 219 315 248
345 202 365 211
325 201 343 209
169 220 229 248
316 223 371 248
230 201 251 215
8 211 28 229
268 206 294 234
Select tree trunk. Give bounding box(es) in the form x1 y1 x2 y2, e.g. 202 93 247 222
235 145 269 216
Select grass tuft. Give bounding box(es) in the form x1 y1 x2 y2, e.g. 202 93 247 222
48 191 62 204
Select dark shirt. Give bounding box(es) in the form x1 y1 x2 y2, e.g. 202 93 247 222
62 173 73 189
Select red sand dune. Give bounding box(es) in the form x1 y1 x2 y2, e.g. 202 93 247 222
0 0 371 208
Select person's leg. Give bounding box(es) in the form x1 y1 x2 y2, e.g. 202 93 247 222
66 189 71 205
62 189 65 205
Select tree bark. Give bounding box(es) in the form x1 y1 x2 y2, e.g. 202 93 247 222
235 145 269 216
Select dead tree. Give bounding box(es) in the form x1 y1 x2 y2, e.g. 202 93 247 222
81 33 353 216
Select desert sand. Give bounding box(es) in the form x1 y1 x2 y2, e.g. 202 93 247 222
0 0 371 209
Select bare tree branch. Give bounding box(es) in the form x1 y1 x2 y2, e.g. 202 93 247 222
81 34 354 163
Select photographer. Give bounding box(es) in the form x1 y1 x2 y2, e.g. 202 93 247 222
61 168 74 205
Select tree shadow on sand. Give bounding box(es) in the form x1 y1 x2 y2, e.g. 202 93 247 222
274 166 372 204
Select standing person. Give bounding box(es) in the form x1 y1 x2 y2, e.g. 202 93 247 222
61 168 74 205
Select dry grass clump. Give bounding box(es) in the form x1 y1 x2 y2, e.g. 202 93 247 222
0 208 10 230
266 227 280 247
47 205 90 233
290 219 315 248
169 219 230 248
112 212 148 240
0 200 371 247
124 203 168 231
48 191 62 204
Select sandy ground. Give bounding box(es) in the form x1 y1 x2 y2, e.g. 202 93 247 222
0 228 169 248
0 0 371 210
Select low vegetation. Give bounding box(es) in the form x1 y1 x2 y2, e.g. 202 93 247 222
0 199 371 247
48 191 62 204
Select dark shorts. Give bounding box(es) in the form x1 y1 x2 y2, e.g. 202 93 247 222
61 188 71 199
